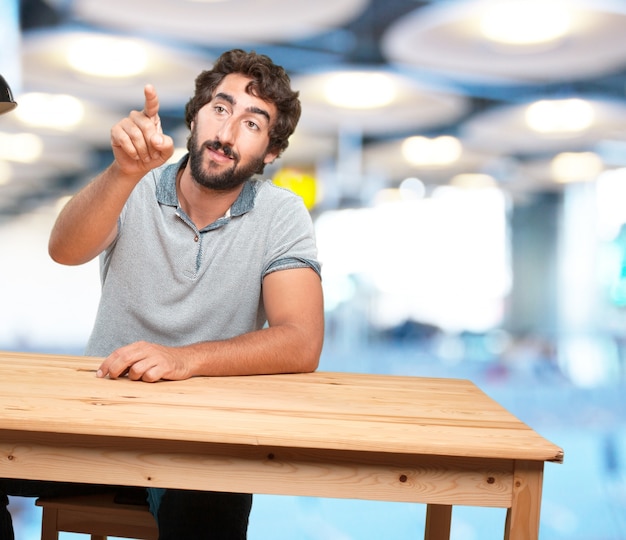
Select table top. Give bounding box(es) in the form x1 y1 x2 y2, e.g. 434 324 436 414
0 351 563 463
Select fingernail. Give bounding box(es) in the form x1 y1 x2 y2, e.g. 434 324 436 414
96 369 103 378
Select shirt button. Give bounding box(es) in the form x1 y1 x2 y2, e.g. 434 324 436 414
194 235 199 242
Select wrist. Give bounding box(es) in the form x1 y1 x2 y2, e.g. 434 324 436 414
107 161 146 186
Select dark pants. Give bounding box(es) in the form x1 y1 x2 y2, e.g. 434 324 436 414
0 479 252 540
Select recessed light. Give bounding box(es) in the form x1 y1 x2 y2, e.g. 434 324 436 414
480 1 571 46
324 72 396 109
402 136 462 166
15 93 84 129
67 35 148 78
526 99 594 134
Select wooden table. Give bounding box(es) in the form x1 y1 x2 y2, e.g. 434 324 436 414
0 351 562 539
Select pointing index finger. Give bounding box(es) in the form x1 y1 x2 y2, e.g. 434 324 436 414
142 84 161 126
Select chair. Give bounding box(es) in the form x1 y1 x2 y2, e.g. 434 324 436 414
35 491 158 540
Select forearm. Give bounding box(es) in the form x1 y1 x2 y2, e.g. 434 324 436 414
98 321 323 382
184 322 322 377
49 163 142 265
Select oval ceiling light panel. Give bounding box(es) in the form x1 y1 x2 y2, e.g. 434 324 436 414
21 29 213 108
460 97 626 156
72 0 369 45
381 0 626 83
293 69 468 135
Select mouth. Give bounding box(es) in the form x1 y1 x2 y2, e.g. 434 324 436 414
206 141 235 163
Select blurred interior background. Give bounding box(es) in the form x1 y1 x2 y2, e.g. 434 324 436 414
2 0 626 538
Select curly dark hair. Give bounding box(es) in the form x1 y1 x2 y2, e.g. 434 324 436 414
184 49 301 159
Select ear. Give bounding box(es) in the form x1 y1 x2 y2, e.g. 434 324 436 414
263 148 279 165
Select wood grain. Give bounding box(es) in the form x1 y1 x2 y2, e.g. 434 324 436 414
0 351 563 463
0 350 563 539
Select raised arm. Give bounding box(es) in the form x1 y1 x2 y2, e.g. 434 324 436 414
97 266 325 381
48 85 174 265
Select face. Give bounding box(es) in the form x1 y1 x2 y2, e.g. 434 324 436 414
188 73 278 191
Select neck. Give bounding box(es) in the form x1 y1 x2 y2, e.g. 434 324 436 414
176 165 244 229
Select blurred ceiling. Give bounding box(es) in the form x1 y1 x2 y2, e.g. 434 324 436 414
2 0 626 220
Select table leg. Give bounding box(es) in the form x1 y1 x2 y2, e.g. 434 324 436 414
40 506 59 540
424 504 452 540
504 460 544 540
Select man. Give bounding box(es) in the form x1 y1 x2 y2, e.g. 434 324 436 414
1 49 323 539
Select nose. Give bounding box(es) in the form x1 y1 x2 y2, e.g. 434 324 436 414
216 116 236 146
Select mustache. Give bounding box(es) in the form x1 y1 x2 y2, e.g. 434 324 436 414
206 140 237 160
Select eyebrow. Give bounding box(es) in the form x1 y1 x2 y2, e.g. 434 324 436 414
214 92 271 124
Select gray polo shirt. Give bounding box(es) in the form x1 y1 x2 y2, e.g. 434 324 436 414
85 158 321 357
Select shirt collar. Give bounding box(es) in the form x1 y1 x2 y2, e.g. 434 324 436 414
155 154 257 217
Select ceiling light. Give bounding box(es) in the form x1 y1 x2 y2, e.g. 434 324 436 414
401 136 462 166
525 98 594 134
480 1 571 46
67 36 148 78
324 72 396 109
0 132 43 163
551 152 603 183
15 93 84 129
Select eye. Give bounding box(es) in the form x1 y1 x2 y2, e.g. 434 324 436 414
214 105 227 114
246 120 260 130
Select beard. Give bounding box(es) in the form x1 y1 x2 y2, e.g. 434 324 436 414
187 129 267 191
